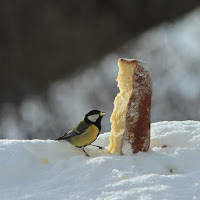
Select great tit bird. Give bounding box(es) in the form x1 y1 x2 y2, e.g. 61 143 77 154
57 110 105 157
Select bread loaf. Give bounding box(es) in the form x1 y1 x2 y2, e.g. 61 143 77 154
109 58 152 154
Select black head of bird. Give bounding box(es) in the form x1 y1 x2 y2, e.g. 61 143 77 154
84 110 105 129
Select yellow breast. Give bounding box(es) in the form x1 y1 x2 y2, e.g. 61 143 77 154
70 125 99 147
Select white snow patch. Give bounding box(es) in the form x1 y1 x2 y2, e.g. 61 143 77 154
122 139 133 155
1 121 200 199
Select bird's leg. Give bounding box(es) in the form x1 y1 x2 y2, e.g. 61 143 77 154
89 144 104 149
82 147 90 157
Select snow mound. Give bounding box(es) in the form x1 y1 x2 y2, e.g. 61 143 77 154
1 121 200 200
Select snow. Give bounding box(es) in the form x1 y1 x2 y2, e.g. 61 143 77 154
1 121 200 200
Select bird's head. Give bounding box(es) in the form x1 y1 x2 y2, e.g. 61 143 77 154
84 110 105 125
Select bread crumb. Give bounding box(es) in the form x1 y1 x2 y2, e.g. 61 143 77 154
42 158 49 164
162 144 168 148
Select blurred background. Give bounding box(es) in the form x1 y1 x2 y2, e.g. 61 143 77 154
1 0 200 139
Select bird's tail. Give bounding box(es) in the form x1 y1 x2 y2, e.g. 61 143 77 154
56 130 69 140
56 132 67 140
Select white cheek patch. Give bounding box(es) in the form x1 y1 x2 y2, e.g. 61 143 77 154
87 114 100 122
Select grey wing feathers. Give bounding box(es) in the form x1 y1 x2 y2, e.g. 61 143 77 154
57 130 81 140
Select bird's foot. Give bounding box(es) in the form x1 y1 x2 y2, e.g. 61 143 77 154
90 144 104 150
82 147 90 157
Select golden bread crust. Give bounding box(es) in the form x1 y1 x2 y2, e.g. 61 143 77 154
109 58 152 154
123 60 152 153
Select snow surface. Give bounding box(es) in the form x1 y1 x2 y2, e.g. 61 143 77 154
1 121 200 200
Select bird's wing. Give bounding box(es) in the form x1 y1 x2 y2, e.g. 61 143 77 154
57 129 82 140
57 119 89 140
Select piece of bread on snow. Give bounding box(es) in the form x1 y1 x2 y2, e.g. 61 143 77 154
109 58 152 154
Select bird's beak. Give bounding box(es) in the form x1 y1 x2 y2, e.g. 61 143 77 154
100 112 106 116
